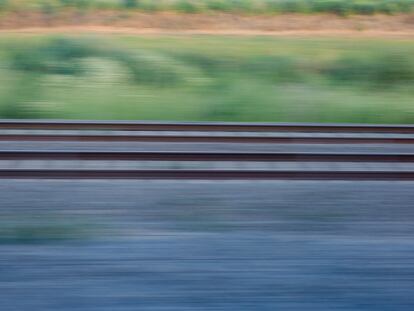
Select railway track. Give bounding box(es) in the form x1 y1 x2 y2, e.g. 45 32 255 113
0 120 414 180
1 150 414 162
1 120 414 144
0 169 412 180
1 119 414 133
1 134 414 144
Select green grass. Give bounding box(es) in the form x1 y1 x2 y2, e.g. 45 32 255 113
0 0 413 15
0 214 94 244
0 34 414 123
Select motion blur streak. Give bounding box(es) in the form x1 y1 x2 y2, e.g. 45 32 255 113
1 180 414 311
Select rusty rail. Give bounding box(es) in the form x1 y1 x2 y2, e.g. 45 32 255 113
0 150 413 162
0 134 413 144
0 120 414 133
0 169 413 180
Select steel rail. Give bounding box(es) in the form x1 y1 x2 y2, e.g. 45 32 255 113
0 169 413 180
1 150 414 162
0 120 414 133
0 134 414 144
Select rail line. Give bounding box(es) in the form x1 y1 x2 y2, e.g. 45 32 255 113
1 150 414 162
0 150 413 180
1 134 414 144
1 120 414 133
0 170 413 180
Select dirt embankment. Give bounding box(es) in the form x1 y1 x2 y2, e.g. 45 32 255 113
1 11 414 37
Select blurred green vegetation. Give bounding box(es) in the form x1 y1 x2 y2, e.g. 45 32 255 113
0 0 413 15
0 35 414 123
0 223 89 244
0 215 93 244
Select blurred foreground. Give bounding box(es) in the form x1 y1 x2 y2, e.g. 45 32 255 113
1 180 414 310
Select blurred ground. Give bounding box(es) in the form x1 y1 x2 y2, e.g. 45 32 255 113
1 180 414 310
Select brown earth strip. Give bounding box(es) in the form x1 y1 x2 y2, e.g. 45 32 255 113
0 11 413 38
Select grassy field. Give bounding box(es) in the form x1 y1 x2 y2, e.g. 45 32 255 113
1 0 413 15
0 34 414 123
